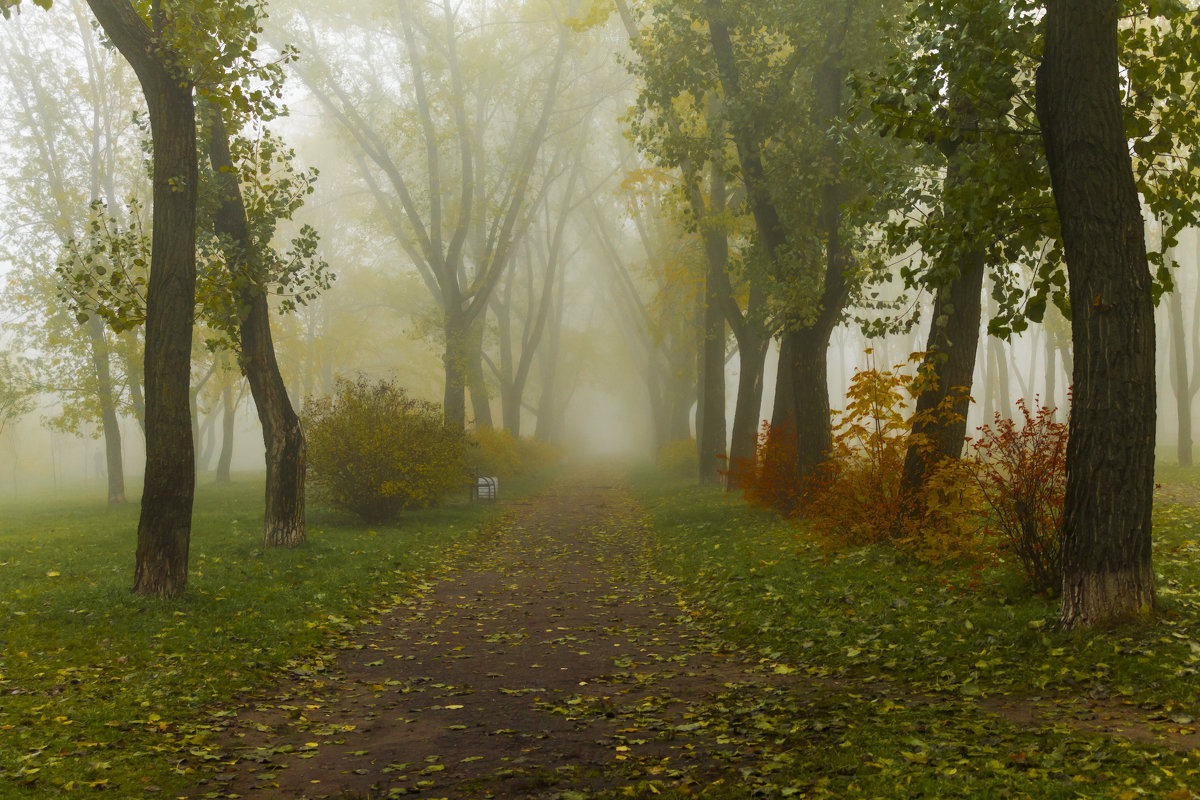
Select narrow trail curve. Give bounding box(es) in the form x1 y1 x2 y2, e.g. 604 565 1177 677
193 473 801 800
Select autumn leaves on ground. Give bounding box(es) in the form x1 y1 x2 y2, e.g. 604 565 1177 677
196 477 778 799
7 470 1200 798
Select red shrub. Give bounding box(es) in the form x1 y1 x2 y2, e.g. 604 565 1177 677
970 397 1068 595
739 419 802 514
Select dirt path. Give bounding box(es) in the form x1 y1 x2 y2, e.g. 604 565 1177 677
192 474 794 799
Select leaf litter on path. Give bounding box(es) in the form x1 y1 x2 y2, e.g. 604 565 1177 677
189 474 821 799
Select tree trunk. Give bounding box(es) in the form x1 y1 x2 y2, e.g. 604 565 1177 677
216 379 235 483
727 334 768 490
1044 324 1058 415
791 327 834 489
1167 271 1193 466
243 295 307 547
534 268 567 443
989 335 1011 417
85 0 197 598
900 248 985 496
1036 0 1156 627
88 316 126 504
120 331 146 436
205 108 307 547
771 334 795 432
697 171 728 486
443 305 469 432
467 319 493 430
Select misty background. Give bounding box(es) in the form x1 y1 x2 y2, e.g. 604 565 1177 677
0 0 1196 495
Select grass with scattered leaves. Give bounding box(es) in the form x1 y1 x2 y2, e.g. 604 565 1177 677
629 465 1200 799
0 475 524 798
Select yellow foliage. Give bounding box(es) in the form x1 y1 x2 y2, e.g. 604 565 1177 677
807 351 984 562
303 376 468 523
468 427 559 480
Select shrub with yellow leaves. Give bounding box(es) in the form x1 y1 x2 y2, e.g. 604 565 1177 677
303 376 468 522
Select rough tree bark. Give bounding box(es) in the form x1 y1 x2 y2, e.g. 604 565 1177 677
899 246 985 495
86 0 197 598
1036 0 1156 627
205 109 307 547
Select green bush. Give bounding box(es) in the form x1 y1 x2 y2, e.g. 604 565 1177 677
303 376 468 522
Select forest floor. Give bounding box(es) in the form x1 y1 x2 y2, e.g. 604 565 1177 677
190 473 804 799
187 473 1200 800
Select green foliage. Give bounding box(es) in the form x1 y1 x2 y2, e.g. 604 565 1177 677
197 127 333 350
0 477 499 798
864 0 1200 337
55 199 150 332
971 398 1068 596
55 129 332 353
863 0 1051 336
624 0 905 329
656 437 698 478
304 377 468 522
467 427 559 481
0 350 35 436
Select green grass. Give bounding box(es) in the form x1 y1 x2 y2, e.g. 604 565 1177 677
629 466 1200 799
0 475 532 798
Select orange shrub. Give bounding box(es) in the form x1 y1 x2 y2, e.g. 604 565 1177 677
737 420 801 513
805 352 981 560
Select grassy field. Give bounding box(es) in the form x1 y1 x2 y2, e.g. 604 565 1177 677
6 464 1200 799
628 464 1200 798
0 475 528 798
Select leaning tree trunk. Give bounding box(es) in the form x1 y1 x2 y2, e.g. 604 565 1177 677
206 109 307 547
86 0 197 598
242 296 307 547
1037 0 1156 628
88 316 126 504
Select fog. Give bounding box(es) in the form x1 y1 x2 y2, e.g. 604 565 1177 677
0 0 1197 498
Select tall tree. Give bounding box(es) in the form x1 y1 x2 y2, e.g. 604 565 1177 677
488 154 585 437
203 109 316 547
703 0 885 495
0 1 143 505
82 0 197 597
1036 0 1156 627
286 0 573 430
